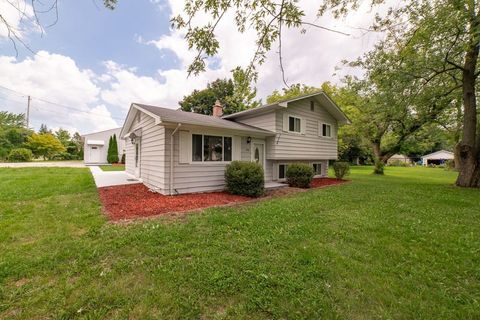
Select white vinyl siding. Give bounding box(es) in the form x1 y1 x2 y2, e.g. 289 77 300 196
124 112 167 192
269 100 338 160
166 129 267 194
232 112 276 132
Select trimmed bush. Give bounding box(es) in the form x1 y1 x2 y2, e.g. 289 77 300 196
225 161 264 197
333 161 350 179
8 148 33 162
286 163 314 188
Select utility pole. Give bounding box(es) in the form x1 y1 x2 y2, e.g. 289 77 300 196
26 95 31 128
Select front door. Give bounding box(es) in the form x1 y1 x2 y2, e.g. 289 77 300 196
252 143 264 169
89 146 100 163
134 142 141 178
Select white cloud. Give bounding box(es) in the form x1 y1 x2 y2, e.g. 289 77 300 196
0 0 38 40
146 0 387 100
0 51 118 133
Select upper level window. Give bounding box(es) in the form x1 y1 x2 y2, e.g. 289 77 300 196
192 134 232 162
310 101 315 111
289 116 301 133
322 123 332 137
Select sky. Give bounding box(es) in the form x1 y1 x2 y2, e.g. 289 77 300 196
0 0 385 134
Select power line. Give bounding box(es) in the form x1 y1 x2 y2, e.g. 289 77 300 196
0 84 125 121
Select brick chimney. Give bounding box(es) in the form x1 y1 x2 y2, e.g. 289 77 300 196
212 100 223 117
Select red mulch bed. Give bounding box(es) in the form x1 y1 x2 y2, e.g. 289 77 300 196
310 177 347 188
98 184 251 221
98 178 348 221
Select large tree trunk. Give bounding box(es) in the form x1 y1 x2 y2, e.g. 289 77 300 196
455 39 479 187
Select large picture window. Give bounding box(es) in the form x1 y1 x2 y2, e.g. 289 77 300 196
192 134 232 162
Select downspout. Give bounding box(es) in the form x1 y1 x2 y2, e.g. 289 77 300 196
170 123 182 195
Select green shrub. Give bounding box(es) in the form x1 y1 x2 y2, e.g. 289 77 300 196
286 163 314 188
51 152 76 160
333 161 350 179
225 161 264 197
388 159 409 167
8 148 33 162
445 159 456 171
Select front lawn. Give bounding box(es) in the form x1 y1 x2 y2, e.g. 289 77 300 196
99 164 125 171
0 167 479 319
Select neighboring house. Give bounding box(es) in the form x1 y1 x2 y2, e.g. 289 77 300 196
82 127 125 164
120 92 350 195
387 154 412 165
421 150 454 166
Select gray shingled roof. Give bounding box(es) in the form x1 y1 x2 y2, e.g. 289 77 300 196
134 103 275 135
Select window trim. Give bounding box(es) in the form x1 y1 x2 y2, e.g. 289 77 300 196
312 162 323 177
288 115 302 133
320 122 333 138
278 163 289 181
190 133 233 164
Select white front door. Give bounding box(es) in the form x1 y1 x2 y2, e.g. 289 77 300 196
89 146 100 163
252 143 264 169
134 142 141 178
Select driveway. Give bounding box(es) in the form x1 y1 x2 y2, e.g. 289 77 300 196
0 161 86 168
89 166 141 188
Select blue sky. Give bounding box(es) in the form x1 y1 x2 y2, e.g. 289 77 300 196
3 0 172 76
0 0 381 134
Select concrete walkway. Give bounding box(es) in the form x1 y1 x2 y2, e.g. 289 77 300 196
89 166 141 188
0 161 86 168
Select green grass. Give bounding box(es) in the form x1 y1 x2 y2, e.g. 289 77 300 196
0 167 479 319
99 165 125 171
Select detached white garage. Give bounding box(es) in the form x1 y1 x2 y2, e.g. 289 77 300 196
82 127 125 164
421 150 454 166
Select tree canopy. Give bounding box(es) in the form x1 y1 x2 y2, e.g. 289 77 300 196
179 74 259 115
26 133 66 160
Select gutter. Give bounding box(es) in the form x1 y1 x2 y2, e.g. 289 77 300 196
169 123 182 195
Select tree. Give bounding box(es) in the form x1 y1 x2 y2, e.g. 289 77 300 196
25 133 65 160
55 128 71 147
39 124 52 134
0 112 32 160
179 77 257 115
107 135 119 164
266 84 319 104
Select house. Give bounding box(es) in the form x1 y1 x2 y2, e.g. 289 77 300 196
119 92 350 195
387 154 412 165
421 150 454 166
82 127 125 165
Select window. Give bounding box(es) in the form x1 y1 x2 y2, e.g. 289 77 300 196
288 116 301 133
279 164 288 180
91 146 97 150
192 134 232 162
310 101 315 111
192 134 202 161
224 137 232 161
322 123 332 137
313 163 322 175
